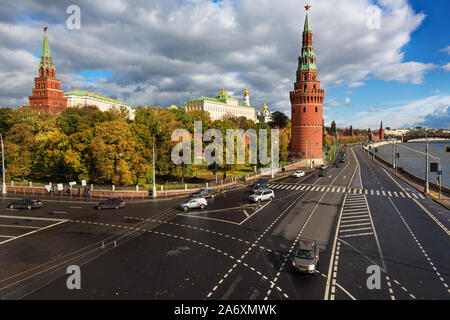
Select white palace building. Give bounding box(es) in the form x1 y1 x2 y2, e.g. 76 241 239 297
64 89 134 119
185 88 256 121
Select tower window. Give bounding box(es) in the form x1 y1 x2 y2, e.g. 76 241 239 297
303 107 306 112
304 84 307 91
46 69 49 76
315 107 318 112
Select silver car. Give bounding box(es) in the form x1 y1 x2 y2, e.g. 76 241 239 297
179 197 207 212
292 240 320 275
249 189 274 203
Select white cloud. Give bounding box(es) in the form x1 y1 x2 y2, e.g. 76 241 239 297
0 0 437 113
441 46 450 55
354 94 450 128
443 63 450 72
373 61 437 84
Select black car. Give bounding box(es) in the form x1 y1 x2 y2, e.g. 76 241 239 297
8 199 43 209
97 198 125 210
250 178 269 190
334 162 341 168
190 188 216 198
339 158 346 163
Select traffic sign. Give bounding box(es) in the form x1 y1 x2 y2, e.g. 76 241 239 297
2 169 5 173
430 163 438 172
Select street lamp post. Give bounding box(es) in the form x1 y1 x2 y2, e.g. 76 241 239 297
152 134 157 198
0 133 6 194
424 132 429 194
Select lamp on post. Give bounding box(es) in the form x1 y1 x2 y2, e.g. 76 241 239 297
0 133 6 194
152 130 162 198
424 131 429 194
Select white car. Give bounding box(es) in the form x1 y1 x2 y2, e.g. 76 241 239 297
179 197 207 211
292 171 305 178
249 189 275 203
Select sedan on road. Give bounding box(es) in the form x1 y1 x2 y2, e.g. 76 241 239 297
179 197 207 212
319 170 329 177
292 240 320 275
292 170 305 178
97 198 125 210
249 189 274 203
190 188 216 199
7 199 43 210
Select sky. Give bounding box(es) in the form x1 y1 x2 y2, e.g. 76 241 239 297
0 0 449 129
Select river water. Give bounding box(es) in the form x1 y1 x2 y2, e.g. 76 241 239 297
376 141 450 188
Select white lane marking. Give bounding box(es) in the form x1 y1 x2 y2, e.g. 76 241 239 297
0 224 40 229
0 215 66 222
0 220 67 245
70 206 83 209
301 186 306 190
0 235 14 238
342 215 369 219
243 210 249 217
376 191 380 196
387 197 450 290
412 193 418 199
340 222 372 228
339 232 374 238
340 218 370 223
388 191 392 197
339 227 372 233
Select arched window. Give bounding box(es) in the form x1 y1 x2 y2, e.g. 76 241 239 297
315 107 318 113
46 69 49 76
303 107 306 112
304 84 307 91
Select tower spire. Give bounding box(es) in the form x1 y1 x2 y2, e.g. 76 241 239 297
299 4 316 71
39 26 55 72
304 4 312 32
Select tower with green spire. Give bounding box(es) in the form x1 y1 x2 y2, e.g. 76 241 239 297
290 4 325 163
29 26 67 114
38 26 55 76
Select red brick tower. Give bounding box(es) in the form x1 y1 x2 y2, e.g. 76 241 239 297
29 26 67 114
379 121 384 140
290 5 325 163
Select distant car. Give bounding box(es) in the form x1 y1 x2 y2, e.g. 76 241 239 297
292 240 320 275
8 199 43 210
249 189 274 203
292 171 305 178
190 188 216 199
339 158 346 163
334 162 341 168
319 170 329 177
97 198 125 210
179 197 207 212
249 179 269 192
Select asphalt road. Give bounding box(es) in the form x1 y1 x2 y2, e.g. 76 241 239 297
0 145 448 300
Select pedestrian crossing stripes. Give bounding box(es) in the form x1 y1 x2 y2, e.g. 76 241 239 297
339 194 374 239
266 184 426 199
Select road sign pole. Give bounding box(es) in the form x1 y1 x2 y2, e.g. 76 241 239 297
425 133 429 195
1 133 6 194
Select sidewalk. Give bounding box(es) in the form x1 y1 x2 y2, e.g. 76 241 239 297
364 147 450 210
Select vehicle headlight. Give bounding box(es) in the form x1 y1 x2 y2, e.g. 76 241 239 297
308 264 315 271
292 261 296 266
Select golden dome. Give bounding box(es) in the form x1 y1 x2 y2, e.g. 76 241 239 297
244 88 249 96
262 102 268 111
220 87 228 95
